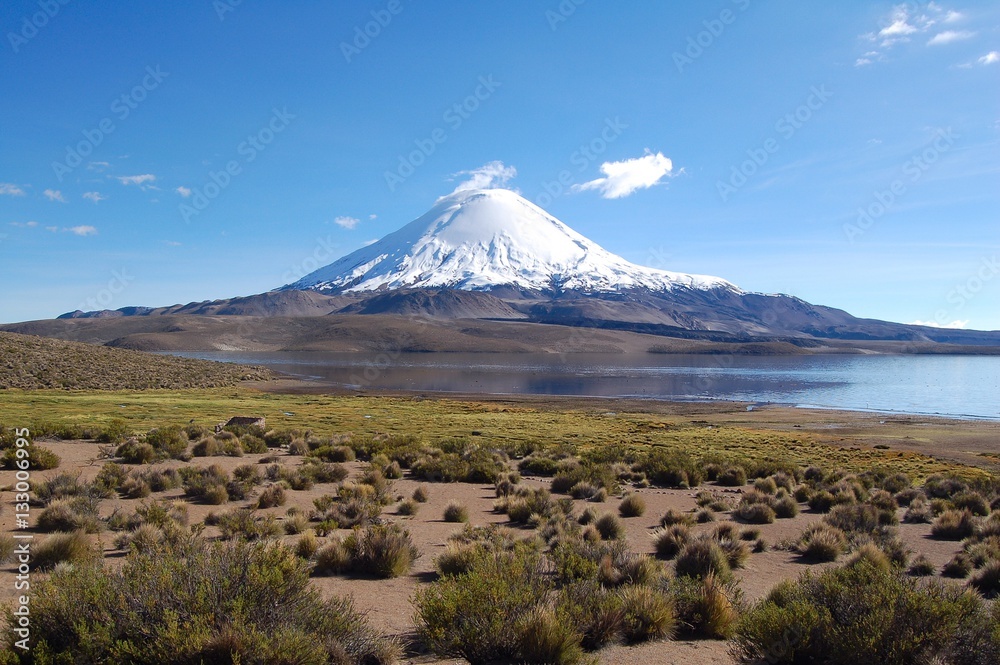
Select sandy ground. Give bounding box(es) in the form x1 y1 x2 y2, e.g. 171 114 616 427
2 422 985 665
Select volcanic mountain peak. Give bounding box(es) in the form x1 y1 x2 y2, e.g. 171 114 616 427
285 188 736 295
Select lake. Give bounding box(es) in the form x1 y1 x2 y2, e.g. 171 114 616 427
175 351 1000 421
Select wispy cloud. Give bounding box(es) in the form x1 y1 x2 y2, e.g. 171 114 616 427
9 221 38 228
163 240 182 247
928 30 974 45
43 189 67 202
66 225 98 236
175 186 192 197
334 216 361 229
448 161 518 195
117 174 157 190
573 151 676 199
0 183 26 196
88 161 111 172
82 191 106 203
909 319 968 329
859 3 978 66
979 51 1000 65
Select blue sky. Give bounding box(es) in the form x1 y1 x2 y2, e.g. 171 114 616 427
1 1 998 329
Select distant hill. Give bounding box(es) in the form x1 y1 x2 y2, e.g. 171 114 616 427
0 331 271 390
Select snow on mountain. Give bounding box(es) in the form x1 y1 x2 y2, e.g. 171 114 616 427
285 188 737 295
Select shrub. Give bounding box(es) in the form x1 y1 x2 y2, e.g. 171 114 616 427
116 439 155 464
825 502 895 534
294 531 318 558
942 553 973 578
257 484 287 509
903 500 933 524
639 449 703 488
618 493 646 518
659 508 696 527
30 531 96 571
797 523 847 562
970 560 1000 598
754 477 778 494
413 485 430 502
444 501 469 523
735 503 776 525
671 573 740 639
287 439 309 456
17 537 398 663
595 513 625 540
697 508 716 523
718 466 747 487
415 548 550 664
652 525 690 560
0 534 15 564
343 523 419 578
732 557 982 665
397 498 419 516
313 539 351 575
37 498 101 533
94 462 128 494
908 554 936 577
773 495 799 519
953 491 991 516
192 436 221 456
618 584 676 643
145 425 188 459
215 509 281 541
932 509 978 540
676 537 733 583
284 512 309 535
516 606 586 665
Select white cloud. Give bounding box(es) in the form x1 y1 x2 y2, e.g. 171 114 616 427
363 239 379 246
855 58 874 66
0 183 26 196
9 221 38 228
449 161 518 194
175 186 192 197
979 51 1000 65
45 226 58 233
928 30 974 45
117 174 157 189
163 240 182 247
66 225 98 236
944 10 963 23
43 189 67 202
88 161 111 171
573 151 676 199
82 191 106 203
334 216 361 229
368 214 377 220
909 319 968 329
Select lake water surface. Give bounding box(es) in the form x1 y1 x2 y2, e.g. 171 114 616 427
176 352 1000 421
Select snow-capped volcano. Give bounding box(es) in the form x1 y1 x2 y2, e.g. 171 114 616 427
285 188 735 295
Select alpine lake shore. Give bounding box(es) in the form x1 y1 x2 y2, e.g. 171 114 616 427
1 377 999 664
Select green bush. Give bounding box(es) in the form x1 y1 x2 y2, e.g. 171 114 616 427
797 523 847 562
412 485 430 502
415 548 550 663
732 557 982 664
735 502 775 525
2 443 60 470
652 525 690 560
516 606 586 665
11 537 398 663
595 513 625 540
718 466 748 487
638 449 703 488
145 425 188 460
37 498 102 533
